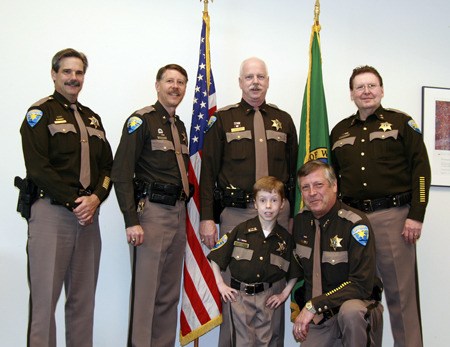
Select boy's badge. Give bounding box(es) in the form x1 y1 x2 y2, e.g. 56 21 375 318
127 116 143 134
276 240 287 255
408 119 422 134
26 109 43 128
351 225 369 246
330 235 343 251
212 234 228 250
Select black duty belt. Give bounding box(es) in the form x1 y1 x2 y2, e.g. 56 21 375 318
343 191 412 213
230 278 272 296
316 305 341 325
215 188 253 209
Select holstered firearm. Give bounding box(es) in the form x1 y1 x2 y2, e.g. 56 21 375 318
14 176 38 220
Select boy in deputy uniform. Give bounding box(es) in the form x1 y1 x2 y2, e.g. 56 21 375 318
208 176 300 346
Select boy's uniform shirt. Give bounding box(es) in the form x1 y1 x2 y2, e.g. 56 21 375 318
208 216 300 284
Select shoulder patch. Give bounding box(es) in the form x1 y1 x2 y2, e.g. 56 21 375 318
351 225 369 246
212 234 228 250
31 96 52 107
205 115 217 132
127 116 143 134
407 119 422 134
26 109 43 128
217 103 239 112
338 209 362 224
266 103 279 110
135 106 155 116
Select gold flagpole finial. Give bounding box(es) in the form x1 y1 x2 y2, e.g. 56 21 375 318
201 0 213 12
314 0 320 25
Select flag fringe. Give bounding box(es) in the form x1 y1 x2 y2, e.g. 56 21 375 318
179 314 222 346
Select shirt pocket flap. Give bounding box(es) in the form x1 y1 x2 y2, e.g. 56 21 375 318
232 247 254 261
296 244 312 259
86 127 106 141
266 130 287 143
369 130 398 141
332 136 356 150
48 123 77 136
151 139 174 151
226 130 252 143
270 253 290 272
322 251 348 265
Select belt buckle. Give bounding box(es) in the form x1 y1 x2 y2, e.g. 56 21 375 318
244 284 256 296
362 199 373 212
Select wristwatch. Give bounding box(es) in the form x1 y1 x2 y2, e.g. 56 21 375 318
305 300 317 314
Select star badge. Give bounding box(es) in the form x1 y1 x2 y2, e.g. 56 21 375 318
379 122 392 132
89 116 100 129
330 235 343 251
276 241 286 255
271 119 282 131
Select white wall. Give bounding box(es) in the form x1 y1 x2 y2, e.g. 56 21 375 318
1 0 449 346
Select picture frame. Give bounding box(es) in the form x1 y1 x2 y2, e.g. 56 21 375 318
421 86 450 187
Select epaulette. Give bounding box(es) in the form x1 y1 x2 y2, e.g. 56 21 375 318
31 96 53 107
135 106 156 116
216 103 239 112
338 208 362 224
384 108 411 118
266 103 279 110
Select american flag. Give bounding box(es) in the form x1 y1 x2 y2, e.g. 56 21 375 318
180 11 222 346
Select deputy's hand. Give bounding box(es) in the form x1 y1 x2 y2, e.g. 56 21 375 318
292 308 314 342
73 194 100 225
126 225 145 246
200 220 218 249
402 218 423 244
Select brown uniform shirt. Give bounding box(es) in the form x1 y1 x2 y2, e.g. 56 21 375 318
111 101 189 227
330 106 431 222
200 99 298 220
20 91 113 208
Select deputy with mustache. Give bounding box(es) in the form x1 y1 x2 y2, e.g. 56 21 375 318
20 48 113 347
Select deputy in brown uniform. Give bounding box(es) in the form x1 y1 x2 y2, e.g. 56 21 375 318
20 48 113 347
111 64 189 347
292 160 383 346
199 57 298 347
330 66 431 347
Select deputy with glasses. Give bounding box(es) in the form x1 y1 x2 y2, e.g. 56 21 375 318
330 65 431 347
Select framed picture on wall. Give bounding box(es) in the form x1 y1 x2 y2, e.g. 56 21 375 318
422 86 450 187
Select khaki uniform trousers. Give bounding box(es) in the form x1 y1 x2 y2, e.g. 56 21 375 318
367 205 423 347
127 199 186 347
301 299 384 347
27 198 101 347
218 201 290 347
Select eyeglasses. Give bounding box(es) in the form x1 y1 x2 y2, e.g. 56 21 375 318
353 84 379 92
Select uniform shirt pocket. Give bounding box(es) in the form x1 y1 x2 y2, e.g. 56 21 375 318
369 130 398 141
266 130 287 143
270 253 290 272
225 130 252 160
48 123 77 136
151 139 175 152
86 127 106 141
332 136 356 150
322 251 348 265
232 247 254 261
296 244 312 259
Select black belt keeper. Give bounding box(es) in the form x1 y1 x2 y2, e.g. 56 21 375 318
230 278 272 296
343 191 412 213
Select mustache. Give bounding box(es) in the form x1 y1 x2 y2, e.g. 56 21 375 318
65 80 81 87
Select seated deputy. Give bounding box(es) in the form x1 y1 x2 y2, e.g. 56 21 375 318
292 160 383 346
208 176 300 347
